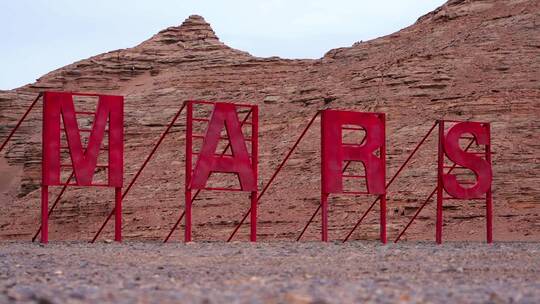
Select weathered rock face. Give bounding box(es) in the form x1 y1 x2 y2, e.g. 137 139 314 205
1 0 539 242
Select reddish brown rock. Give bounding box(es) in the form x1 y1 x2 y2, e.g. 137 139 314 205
0 1 539 242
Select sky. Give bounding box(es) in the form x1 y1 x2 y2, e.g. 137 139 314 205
0 0 446 90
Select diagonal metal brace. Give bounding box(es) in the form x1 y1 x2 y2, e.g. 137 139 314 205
227 111 321 242
90 102 186 243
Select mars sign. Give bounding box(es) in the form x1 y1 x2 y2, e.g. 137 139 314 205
0 91 493 244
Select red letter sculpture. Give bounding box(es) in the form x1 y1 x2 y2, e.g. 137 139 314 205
320 110 386 243
185 101 258 242
437 121 492 243
190 103 256 191
41 91 124 243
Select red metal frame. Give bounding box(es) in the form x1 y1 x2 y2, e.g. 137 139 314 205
163 107 253 242
320 110 386 243
40 91 124 243
184 100 258 242
2 93 495 245
0 93 118 243
393 120 493 243
436 120 492 244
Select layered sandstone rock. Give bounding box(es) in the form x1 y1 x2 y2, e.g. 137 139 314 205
0 0 539 242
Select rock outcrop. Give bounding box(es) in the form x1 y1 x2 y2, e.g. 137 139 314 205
1 1 539 242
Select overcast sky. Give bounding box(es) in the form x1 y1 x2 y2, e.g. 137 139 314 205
0 0 446 90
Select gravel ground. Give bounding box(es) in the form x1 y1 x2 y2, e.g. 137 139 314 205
0 241 538 303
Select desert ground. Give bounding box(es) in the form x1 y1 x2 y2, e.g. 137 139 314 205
1 241 538 303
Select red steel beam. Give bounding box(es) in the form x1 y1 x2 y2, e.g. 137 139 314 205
60 92 116 98
485 123 493 243
341 196 380 242
393 139 475 243
163 108 253 243
227 111 321 242
436 121 445 244
0 93 42 153
250 106 259 241
189 100 255 108
90 102 186 243
296 205 320 241
386 122 439 188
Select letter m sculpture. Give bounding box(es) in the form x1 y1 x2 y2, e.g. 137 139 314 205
41 91 124 243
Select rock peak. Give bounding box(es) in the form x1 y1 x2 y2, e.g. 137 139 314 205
185 14 206 22
177 14 219 41
146 14 223 48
